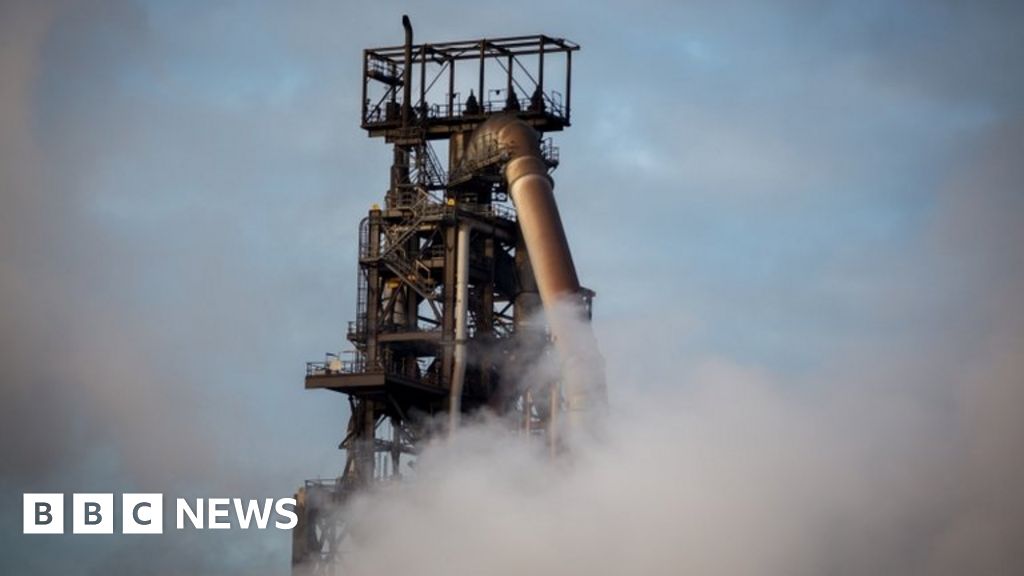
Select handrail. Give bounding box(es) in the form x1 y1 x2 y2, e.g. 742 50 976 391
363 89 569 126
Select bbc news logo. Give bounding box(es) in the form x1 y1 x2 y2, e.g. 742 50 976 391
23 494 297 534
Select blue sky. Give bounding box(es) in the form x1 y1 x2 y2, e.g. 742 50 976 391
2 1 1022 574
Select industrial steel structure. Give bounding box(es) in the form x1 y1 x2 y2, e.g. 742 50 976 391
293 17 604 573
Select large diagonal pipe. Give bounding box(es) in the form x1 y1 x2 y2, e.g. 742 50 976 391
462 114 607 439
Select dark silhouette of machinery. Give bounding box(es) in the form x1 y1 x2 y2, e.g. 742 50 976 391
292 17 604 573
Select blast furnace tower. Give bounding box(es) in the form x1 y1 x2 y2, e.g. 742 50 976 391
293 17 604 573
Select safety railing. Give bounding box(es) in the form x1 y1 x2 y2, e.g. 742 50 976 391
364 89 569 127
306 358 369 376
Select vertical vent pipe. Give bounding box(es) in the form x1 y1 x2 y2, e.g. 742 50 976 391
449 223 471 433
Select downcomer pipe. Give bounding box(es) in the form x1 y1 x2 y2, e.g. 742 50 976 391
463 114 608 438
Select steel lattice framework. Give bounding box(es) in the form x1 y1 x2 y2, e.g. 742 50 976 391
292 18 586 574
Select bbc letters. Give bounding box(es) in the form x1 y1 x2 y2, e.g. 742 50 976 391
23 494 298 534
